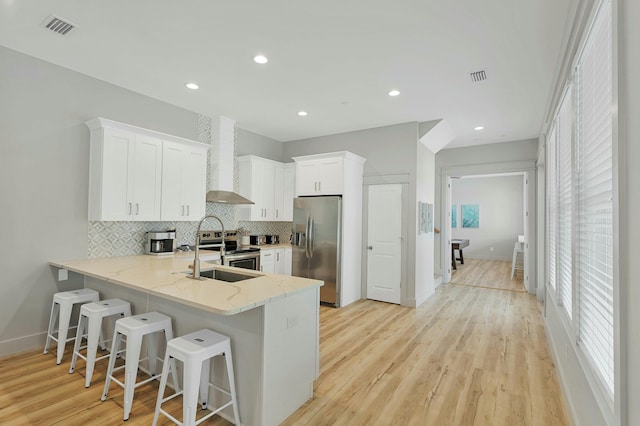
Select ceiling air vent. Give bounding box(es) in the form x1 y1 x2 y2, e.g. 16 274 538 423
41 15 75 35
469 70 487 83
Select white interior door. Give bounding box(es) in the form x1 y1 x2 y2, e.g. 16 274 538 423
366 184 402 304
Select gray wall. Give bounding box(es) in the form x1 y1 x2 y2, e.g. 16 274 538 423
282 122 419 178
0 46 200 355
436 139 539 168
414 141 436 305
451 175 525 261
236 127 284 162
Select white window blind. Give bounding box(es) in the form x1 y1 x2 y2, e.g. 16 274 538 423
576 1 614 398
557 88 573 319
546 124 557 294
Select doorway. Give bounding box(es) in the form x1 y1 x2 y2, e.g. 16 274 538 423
440 162 536 294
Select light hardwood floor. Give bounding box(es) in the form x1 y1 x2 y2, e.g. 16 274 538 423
450 258 526 292
0 282 567 426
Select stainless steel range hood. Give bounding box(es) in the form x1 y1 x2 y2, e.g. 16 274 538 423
206 189 253 204
205 115 254 205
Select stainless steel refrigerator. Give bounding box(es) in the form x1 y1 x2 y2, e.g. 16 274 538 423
292 196 342 307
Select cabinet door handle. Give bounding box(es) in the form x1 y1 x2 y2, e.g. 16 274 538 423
187 205 190 216
318 181 321 191
264 253 272 257
277 253 280 261
314 182 318 191
136 203 139 215
276 209 279 218
260 266 264 271
181 205 185 216
128 203 132 215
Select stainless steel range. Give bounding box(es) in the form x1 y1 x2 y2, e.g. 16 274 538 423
199 230 261 271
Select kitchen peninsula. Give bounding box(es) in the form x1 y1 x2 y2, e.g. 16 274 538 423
49 253 322 426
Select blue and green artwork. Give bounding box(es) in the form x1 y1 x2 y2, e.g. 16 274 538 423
461 204 479 228
451 205 457 228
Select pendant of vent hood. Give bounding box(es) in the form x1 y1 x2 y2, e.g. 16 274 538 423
204 115 254 205
206 190 254 204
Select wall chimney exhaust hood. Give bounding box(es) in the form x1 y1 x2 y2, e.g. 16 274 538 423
205 116 254 205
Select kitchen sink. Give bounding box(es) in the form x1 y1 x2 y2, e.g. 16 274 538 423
184 268 256 282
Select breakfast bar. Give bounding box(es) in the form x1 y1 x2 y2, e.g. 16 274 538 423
49 253 323 426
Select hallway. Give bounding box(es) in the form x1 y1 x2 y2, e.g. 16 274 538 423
284 283 568 425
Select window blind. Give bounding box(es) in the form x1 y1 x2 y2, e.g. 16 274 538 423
557 88 573 319
575 1 614 397
546 124 557 294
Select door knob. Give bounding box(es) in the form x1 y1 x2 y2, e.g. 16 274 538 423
367 246 373 250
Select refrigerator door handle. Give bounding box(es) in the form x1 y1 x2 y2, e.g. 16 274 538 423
305 215 311 259
309 217 315 257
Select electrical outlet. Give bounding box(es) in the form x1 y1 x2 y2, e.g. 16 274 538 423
58 269 68 281
287 316 298 329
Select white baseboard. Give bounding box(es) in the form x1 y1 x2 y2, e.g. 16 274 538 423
0 331 47 357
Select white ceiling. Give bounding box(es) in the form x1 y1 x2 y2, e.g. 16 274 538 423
0 0 572 148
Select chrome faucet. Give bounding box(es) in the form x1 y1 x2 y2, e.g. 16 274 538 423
189 215 225 280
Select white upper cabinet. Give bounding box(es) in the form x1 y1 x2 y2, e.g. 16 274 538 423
274 166 285 221
294 155 344 195
238 156 295 222
160 140 208 221
282 163 295 221
87 123 162 221
86 118 208 222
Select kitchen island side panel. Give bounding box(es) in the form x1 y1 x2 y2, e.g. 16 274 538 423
263 287 320 425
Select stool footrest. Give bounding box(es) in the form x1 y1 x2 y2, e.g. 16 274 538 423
208 382 232 398
198 400 233 425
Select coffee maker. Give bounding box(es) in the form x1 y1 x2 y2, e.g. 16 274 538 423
145 231 176 255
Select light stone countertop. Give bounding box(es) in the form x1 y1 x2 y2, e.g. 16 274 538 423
49 250 322 316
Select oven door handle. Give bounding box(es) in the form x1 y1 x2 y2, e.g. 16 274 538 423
224 252 260 262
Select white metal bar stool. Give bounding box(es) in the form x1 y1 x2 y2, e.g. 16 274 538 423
511 241 524 279
68 298 132 387
43 288 100 364
102 311 179 421
152 329 240 426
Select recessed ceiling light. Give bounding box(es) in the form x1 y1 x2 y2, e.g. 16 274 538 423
186 82 199 90
474 126 485 131
253 55 268 64
297 111 308 117
388 90 400 97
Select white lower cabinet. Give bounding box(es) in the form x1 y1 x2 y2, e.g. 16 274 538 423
260 249 275 273
281 247 292 275
261 247 292 275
